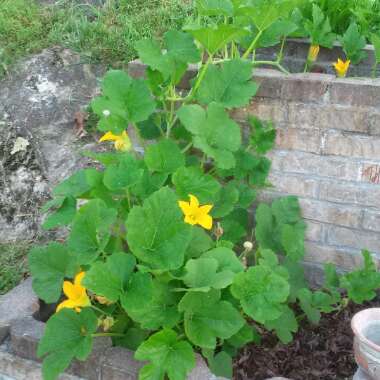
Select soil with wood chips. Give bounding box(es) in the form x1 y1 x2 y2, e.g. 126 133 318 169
234 299 379 380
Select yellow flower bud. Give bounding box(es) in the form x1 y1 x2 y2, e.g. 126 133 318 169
333 58 350 78
308 44 320 62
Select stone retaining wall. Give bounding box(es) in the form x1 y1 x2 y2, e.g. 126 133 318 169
129 61 380 272
0 280 224 380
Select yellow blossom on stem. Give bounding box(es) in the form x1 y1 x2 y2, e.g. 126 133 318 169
99 131 131 152
101 316 115 332
178 194 213 230
56 272 91 313
95 295 113 305
333 58 350 78
308 44 320 62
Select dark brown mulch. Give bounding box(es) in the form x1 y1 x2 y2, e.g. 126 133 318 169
235 300 380 380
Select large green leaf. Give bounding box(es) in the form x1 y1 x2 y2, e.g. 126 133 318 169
121 273 181 329
231 265 289 323
188 25 247 55
126 187 192 270
249 116 276 154
52 169 103 198
297 288 335 324
237 0 296 31
42 196 76 230
177 103 241 169
303 4 336 48
211 182 239 218
172 166 221 204
179 290 245 349
135 329 195 380
29 243 78 303
227 323 259 348
197 59 258 108
185 226 214 259
91 70 156 134
181 257 235 291
264 306 298 344
136 30 200 83
202 247 244 273
340 250 380 304
164 30 201 64
208 351 233 379
255 203 279 252
338 22 367 64
68 199 118 264
82 252 136 302
196 0 234 16
38 308 98 380
145 139 185 174
103 154 143 191
371 33 380 64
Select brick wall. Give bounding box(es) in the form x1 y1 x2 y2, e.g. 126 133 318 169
244 69 380 271
129 61 380 271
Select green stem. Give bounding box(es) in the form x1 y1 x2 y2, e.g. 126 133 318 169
90 305 111 316
200 154 206 170
372 62 378 78
242 30 263 60
277 36 287 63
185 55 213 102
252 60 290 74
92 333 125 338
166 85 176 138
126 189 131 210
181 142 193 153
304 59 310 73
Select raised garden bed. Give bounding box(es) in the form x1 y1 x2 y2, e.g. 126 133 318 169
0 279 375 380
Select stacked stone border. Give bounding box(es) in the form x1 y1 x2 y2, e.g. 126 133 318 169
0 280 229 380
129 60 380 274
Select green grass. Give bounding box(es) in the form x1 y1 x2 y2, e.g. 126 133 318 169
0 0 194 75
0 243 30 295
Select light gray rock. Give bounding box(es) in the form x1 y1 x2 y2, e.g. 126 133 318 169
0 279 39 344
353 368 372 380
0 350 83 380
0 47 106 243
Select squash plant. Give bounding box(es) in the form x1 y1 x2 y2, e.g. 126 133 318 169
29 5 380 380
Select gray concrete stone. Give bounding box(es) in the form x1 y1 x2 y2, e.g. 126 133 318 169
100 347 144 380
69 337 111 380
100 349 225 380
0 279 39 344
0 350 82 380
353 368 372 380
0 47 106 243
10 316 44 362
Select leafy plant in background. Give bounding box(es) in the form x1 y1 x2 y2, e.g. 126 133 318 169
28 2 380 380
371 33 380 76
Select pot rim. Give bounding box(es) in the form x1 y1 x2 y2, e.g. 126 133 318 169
351 308 380 352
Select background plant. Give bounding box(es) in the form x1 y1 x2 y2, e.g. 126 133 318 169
28 5 380 378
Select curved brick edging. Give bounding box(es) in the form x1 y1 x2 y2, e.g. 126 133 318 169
0 280 227 380
129 60 380 274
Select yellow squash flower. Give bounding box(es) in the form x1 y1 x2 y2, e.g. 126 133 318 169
178 194 213 230
56 272 91 313
308 44 320 62
99 131 131 152
333 59 350 78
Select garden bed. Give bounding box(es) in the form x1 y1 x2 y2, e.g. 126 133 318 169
235 299 380 380
0 279 373 380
